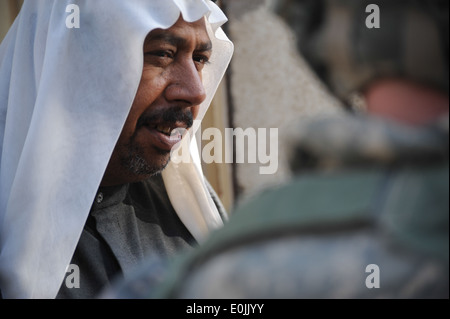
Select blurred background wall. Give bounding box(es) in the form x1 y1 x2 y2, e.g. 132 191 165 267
0 0 342 212
217 0 342 208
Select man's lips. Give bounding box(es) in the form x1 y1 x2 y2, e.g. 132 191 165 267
141 122 188 152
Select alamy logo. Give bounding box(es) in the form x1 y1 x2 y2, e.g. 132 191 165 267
65 264 80 289
366 4 380 29
365 264 380 288
170 122 279 175
66 4 80 29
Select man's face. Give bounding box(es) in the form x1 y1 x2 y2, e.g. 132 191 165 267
102 16 212 186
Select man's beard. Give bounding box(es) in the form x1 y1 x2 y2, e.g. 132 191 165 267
121 107 193 178
121 144 170 178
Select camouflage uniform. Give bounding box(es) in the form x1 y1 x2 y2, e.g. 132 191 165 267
106 114 448 299
103 0 449 298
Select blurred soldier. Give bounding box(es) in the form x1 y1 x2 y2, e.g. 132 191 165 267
105 0 448 298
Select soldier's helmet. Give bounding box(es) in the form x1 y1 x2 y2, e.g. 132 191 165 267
275 0 449 107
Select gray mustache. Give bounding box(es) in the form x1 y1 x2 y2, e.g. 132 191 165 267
137 108 194 129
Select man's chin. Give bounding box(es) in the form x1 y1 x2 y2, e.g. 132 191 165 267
149 157 170 177
123 152 171 181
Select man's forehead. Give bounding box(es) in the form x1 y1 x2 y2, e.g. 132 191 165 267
144 17 212 50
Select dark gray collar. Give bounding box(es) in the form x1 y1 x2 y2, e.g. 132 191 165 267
91 183 129 211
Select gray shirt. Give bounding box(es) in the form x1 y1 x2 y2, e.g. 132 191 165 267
57 174 201 298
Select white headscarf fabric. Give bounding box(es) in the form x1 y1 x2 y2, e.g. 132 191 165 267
0 0 233 299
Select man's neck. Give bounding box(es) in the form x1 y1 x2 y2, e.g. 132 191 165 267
364 78 449 126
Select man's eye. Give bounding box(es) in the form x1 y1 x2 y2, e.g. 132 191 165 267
144 50 175 65
194 55 210 70
145 50 174 58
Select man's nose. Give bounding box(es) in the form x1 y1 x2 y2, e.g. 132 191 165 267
165 61 207 107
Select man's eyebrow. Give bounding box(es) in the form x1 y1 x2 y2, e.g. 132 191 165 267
145 33 212 52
